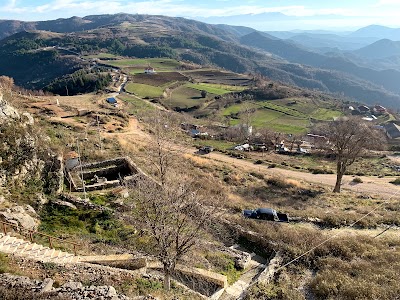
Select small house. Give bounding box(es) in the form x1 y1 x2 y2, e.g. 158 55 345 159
384 123 400 139
144 67 156 74
374 105 387 114
358 105 370 113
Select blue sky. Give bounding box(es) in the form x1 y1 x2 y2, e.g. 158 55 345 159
1 0 400 30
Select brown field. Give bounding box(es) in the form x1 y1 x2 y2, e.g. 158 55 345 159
184 69 253 86
131 72 188 87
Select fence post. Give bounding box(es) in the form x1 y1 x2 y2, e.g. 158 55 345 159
49 237 53 248
73 244 77 256
29 231 33 242
2 223 7 235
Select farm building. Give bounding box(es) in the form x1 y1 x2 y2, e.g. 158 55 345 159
384 123 400 139
144 67 156 74
358 105 370 113
374 105 387 114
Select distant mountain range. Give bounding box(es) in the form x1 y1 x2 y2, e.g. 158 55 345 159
1 14 400 108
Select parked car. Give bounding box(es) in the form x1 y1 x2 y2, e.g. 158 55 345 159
199 146 214 154
243 208 288 222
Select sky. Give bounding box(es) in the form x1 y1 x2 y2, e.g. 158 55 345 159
1 0 400 31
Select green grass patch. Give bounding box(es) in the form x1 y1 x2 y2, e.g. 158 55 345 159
0 253 9 274
258 101 307 119
310 108 343 120
206 253 243 285
186 83 244 95
125 83 164 98
118 94 155 114
162 86 209 109
39 204 136 245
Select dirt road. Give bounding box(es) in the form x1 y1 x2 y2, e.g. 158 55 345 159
117 118 400 199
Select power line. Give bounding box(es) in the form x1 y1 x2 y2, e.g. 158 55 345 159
276 189 400 272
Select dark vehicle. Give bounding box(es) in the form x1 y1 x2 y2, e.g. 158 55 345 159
200 146 214 153
243 208 288 222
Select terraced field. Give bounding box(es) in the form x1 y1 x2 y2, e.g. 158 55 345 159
161 86 213 109
186 83 246 95
221 99 342 133
101 58 181 74
125 82 164 98
131 72 188 87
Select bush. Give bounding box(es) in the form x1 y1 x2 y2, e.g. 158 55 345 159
266 177 292 189
390 178 400 185
0 253 9 274
308 168 334 174
352 177 363 183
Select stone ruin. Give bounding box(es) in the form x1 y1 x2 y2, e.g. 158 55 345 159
65 157 143 192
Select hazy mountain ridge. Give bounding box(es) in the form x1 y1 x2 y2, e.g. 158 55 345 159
2 14 400 107
354 39 400 59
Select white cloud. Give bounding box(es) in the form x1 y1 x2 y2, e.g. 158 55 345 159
1 0 400 28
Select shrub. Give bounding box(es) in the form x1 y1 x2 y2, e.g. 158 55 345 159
352 177 363 183
390 178 400 185
308 168 334 174
250 172 264 180
266 177 292 189
0 253 9 274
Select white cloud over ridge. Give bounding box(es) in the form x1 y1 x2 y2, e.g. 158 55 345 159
1 0 400 29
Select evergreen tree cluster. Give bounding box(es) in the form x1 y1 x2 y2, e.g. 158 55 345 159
45 69 112 96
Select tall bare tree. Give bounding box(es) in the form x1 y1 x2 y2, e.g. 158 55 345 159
131 177 211 290
317 117 384 193
131 110 212 290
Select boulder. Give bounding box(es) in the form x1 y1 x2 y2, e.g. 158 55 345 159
0 92 20 121
40 278 54 293
0 205 40 230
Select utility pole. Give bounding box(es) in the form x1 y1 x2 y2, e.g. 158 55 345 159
76 139 87 200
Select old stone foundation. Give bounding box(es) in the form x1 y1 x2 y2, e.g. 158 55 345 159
66 157 143 192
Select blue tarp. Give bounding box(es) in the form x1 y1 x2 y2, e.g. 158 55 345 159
107 97 117 104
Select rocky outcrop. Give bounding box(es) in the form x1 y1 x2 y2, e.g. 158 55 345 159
0 205 40 230
0 92 20 121
0 273 129 299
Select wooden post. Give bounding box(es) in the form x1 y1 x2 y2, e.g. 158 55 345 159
2 223 6 235
29 231 33 242
49 237 53 248
73 244 77 256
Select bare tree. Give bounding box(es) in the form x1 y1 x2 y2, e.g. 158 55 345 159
131 177 211 290
317 117 385 193
131 111 212 290
141 110 180 186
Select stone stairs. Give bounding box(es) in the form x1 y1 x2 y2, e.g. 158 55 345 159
0 233 81 264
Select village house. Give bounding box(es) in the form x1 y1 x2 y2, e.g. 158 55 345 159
373 105 387 114
358 105 370 113
384 123 400 139
144 67 156 74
